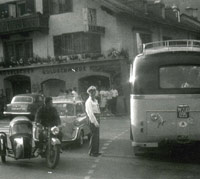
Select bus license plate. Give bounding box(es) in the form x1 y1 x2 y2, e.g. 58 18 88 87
177 105 189 118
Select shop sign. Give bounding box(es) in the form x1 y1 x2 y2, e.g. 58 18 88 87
42 66 86 74
0 68 34 75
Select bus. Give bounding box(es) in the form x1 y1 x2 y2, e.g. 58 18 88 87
130 40 200 155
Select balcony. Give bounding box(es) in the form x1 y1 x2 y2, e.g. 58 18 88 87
0 13 49 36
84 25 105 34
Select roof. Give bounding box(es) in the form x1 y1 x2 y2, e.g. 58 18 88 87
100 0 200 33
14 93 42 97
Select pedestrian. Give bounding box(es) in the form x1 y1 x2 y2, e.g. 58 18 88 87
72 87 78 98
110 85 118 115
99 87 107 113
85 86 101 157
106 87 113 114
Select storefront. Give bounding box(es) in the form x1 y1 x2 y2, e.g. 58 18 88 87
0 58 127 102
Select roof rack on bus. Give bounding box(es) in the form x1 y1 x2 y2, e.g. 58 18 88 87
143 40 200 54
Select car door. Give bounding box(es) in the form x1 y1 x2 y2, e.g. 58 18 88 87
60 103 77 141
76 102 90 135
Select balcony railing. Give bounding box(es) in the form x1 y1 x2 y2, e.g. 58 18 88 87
0 13 49 36
84 25 105 34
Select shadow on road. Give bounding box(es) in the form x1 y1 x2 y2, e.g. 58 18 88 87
134 143 200 165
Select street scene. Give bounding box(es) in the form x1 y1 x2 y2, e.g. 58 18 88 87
0 0 200 178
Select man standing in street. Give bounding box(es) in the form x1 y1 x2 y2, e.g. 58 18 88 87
110 85 118 115
85 86 101 157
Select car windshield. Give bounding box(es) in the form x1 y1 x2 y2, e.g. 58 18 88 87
53 103 74 116
12 96 33 103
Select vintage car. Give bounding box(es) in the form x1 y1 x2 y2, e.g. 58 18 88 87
52 96 91 147
3 93 44 121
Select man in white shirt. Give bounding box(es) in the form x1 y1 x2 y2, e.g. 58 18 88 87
85 86 101 157
110 86 118 115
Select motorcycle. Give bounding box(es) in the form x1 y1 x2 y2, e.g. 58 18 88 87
0 116 61 169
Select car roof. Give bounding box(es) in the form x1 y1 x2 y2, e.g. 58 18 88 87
52 95 83 104
13 93 42 97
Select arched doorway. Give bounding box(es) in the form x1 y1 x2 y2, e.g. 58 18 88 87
42 79 66 97
4 75 31 100
78 75 110 100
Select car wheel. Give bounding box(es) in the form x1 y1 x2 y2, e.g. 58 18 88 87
77 131 84 147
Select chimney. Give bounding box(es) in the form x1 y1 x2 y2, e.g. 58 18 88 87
172 5 180 22
147 1 165 18
165 6 180 22
185 7 198 19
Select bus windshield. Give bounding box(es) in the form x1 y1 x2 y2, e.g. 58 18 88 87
160 66 200 89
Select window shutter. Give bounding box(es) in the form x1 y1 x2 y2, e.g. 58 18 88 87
43 0 50 15
26 0 35 13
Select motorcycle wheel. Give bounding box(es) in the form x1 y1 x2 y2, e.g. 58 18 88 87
0 137 6 163
46 145 60 169
1 155 6 163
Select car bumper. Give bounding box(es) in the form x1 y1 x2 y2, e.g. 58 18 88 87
132 141 158 148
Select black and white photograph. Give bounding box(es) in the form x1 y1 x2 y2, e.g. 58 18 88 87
0 0 200 178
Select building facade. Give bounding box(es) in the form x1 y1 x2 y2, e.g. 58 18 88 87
0 0 199 114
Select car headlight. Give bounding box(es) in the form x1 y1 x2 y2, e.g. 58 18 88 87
51 126 60 135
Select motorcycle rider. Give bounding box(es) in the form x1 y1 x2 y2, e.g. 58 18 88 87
35 96 62 152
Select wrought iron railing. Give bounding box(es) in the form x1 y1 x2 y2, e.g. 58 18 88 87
0 13 49 35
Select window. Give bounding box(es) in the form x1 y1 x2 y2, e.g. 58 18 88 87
54 32 101 56
4 40 33 64
136 32 152 53
87 8 96 25
76 103 84 115
160 66 200 89
12 96 33 103
17 1 26 16
50 0 73 15
0 4 9 19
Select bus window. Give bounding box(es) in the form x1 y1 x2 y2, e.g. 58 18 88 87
160 66 200 89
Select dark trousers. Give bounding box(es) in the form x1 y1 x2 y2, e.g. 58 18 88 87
89 115 100 155
111 97 117 114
